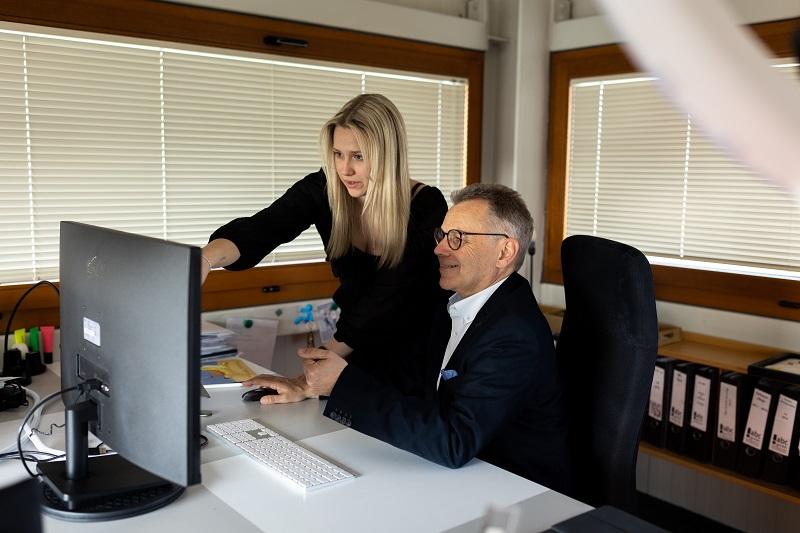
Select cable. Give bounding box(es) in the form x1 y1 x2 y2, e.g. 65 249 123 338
2 280 59 365
16 382 94 478
30 422 65 437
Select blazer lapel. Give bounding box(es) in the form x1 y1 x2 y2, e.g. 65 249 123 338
443 274 523 370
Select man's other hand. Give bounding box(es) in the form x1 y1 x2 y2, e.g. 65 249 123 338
298 347 347 397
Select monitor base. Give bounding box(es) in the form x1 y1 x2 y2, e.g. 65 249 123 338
38 454 185 522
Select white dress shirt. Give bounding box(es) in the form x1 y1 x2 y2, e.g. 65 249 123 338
437 276 509 389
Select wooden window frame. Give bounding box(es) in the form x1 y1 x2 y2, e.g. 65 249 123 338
544 17 800 322
0 0 483 331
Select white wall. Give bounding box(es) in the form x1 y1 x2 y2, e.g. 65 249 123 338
170 0 488 50
551 0 800 50
482 0 552 299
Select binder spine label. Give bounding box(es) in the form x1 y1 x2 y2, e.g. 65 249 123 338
743 388 772 449
768 394 797 457
670 370 687 427
649 366 665 420
717 382 737 442
690 375 711 432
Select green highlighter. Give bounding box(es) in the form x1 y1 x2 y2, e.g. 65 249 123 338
29 326 41 353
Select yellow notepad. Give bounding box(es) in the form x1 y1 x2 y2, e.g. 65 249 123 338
200 358 257 387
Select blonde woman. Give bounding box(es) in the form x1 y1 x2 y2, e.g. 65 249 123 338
202 94 448 400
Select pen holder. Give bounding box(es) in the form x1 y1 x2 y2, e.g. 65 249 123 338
2 349 24 377
25 351 47 376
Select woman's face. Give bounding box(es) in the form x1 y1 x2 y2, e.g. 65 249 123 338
333 126 370 200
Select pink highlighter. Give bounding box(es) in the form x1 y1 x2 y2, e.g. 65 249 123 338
40 325 55 364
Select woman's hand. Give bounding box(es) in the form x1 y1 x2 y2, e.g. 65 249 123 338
199 238 241 285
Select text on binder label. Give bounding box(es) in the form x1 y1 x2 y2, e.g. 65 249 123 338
669 370 687 427
717 381 737 442
649 366 665 420
690 375 711 432
743 388 772 449
768 394 798 457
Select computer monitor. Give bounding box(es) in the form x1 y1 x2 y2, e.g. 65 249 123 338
37 221 201 521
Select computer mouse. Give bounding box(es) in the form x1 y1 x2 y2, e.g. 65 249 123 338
241 387 279 402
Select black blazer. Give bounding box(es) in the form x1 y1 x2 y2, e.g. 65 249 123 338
324 272 571 493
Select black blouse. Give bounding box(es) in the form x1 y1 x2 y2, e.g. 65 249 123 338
210 169 449 380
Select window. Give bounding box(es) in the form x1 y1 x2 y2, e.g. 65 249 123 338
0 26 468 285
566 65 800 279
545 19 800 320
0 1 483 330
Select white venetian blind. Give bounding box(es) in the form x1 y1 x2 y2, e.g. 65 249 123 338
0 26 468 284
565 64 800 279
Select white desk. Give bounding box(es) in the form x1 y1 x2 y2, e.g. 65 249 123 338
0 368 591 532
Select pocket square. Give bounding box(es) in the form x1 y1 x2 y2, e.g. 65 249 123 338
440 369 458 381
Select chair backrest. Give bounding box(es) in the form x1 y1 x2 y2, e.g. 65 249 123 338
557 235 658 511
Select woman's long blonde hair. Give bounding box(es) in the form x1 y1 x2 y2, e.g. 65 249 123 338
321 94 410 269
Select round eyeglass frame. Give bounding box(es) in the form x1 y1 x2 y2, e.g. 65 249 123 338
433 227 509 251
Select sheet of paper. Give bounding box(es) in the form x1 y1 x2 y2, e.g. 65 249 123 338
765 357 800 376
200 358 256 388
225 317 279 370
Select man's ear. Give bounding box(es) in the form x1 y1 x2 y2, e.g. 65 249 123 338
496 238 519 269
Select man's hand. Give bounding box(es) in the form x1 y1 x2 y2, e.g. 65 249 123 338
298 347 347 397
241 374 311 405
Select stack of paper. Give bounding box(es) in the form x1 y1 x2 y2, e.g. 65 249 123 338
200 321 237 359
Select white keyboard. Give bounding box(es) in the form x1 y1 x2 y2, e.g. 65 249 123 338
205 418 354 491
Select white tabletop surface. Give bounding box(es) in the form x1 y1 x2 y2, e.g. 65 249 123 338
0 366 591 533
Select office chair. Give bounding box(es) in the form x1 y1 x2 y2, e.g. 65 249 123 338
557 235 658 512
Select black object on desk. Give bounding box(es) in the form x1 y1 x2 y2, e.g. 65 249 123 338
545 505 668 533
241 387 279 401
0 477 43 533
712 371 752 471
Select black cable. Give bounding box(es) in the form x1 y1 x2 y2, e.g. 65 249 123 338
16 383 83 478
30 422 65 437
0 450 62 463
3 280 60 362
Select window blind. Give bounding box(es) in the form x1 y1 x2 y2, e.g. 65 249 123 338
0 26 468 284
565 64 800 279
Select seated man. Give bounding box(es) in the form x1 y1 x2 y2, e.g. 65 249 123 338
246 184 570 492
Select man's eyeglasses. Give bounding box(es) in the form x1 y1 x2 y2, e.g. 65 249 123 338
433 227 509 251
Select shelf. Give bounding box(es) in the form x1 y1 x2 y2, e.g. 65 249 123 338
639 442 800 505
540 305 784 374
657 332 783 374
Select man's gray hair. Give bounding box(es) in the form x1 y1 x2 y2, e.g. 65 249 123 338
451 183 533 271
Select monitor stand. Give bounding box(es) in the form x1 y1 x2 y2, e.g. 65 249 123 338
36 399 183 521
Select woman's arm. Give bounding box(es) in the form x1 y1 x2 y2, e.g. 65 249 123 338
200 238 241 284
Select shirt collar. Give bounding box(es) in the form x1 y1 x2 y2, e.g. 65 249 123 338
447 276 509 322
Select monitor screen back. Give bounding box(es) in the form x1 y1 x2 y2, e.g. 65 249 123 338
59 221 201 486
